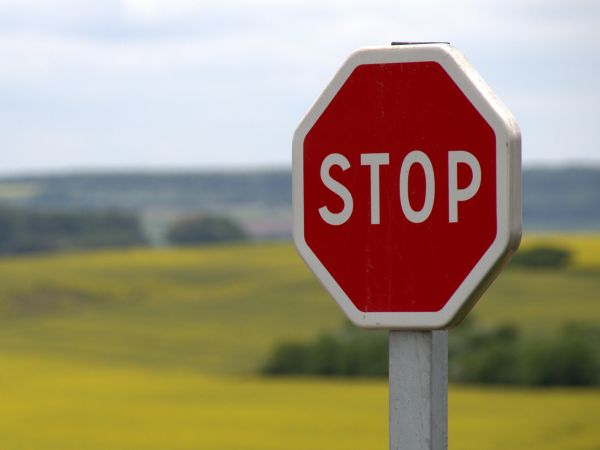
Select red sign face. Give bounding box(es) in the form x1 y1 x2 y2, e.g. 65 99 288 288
293 45 521 329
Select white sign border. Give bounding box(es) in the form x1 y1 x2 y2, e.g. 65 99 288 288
292 44 521 329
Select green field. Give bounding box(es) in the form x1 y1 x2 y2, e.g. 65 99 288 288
0 234 598 448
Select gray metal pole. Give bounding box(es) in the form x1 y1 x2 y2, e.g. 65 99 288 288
389 330 448 450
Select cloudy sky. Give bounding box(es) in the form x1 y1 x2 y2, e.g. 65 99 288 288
0 0 598 174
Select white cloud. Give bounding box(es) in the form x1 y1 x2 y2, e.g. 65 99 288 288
0 0 598 172
0 0 60 7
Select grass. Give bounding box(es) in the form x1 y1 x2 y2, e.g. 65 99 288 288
476 233 600 328
0 234 598 448
0 242 340 374
0 235 598 375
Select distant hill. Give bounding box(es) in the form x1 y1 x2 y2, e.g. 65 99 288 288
0 170 291 212
0 170 292 243
0 167 598 238
522 167 600 231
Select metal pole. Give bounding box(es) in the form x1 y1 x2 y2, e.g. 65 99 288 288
389 330 448 450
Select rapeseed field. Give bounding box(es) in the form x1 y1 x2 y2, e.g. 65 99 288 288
0 353 598 450
0 234 598 448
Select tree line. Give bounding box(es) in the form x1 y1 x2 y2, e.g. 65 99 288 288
261 319 600 387
0 206 247 254
0 206 146 253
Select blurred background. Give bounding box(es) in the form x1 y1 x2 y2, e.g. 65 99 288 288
0 0 598 449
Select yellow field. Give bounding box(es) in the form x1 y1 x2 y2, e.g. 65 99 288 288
0 234 598 375
0 234 598 448
520 233 600 270
0 353 598 450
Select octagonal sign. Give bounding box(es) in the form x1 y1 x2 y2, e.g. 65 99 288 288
293 44 521 329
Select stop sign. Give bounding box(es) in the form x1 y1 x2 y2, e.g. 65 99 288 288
293 44 521 329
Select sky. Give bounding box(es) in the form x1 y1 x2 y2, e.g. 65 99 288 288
0 0 599 174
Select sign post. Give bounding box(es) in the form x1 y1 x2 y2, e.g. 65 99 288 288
389 330 448 450
293 43 520 449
